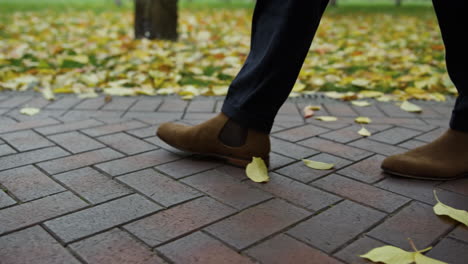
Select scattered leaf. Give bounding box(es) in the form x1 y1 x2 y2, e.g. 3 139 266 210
19 107 40 116
104 95 113 103
315 116 338 122
355 117 372 124
303 105 321 118
303 159 334 170
358 127 372 137
246 157 269 183
433 190 468 226
351 100 371 107
361 245 447 264
401 101 423 113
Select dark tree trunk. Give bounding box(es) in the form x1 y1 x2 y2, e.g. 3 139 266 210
330 0 337 6
134 0 178 41
115 0 122 7
396 0 402 6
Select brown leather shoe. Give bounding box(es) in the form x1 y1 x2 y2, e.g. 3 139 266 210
156 113 270 167
381 129 468 180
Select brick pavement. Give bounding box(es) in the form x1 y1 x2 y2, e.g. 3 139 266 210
0 92 467 264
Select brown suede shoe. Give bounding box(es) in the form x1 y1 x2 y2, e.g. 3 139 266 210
381 129 468 180
156 113 270 167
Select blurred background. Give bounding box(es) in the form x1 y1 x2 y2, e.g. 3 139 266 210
0 0 454 101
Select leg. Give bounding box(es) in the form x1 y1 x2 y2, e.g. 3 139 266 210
157 0 329 167
432 0 468 131
382 1 468 180
222 0 330 133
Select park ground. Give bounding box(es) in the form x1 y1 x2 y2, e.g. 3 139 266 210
0 1 467 264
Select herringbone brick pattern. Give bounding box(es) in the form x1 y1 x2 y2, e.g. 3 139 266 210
0 92 466 264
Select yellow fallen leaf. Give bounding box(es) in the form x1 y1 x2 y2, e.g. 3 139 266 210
53 87 74 94
41 87 55 101
401 101 423 113
104 87 136 96
355 117 372 124
359 90 384 98
20 107 40 116
306 105 321 111
360 245 415 264
78 92 99 99
315 116 338 122
358 127 372 137
292 81 306 92
246 157 269 183
302 159 334 170
212 86 229 96
377 95 394 102
433 190 468 226
361 245 446 264
303 106 315 119
351 100 371 107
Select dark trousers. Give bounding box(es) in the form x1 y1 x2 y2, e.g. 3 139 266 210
221 0 468 134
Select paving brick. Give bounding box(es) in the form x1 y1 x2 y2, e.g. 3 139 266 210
0 144 16 156
449 226 468 243
98 132 158 155
81 120 147 137
96 149 180 177
212 165 248 180
37 148 123 175
0 165 65 202
325 103 357 117
35 119 103 135
186 100 216 112
70 228 166 264
299 137 373 161
334 236 386 264
253 173 341 211
124 197 235 247
351 104 386 117
183 112 218 120
375 177 440 204
48 131 105 153
181 170 272 210
155 157 221 179
118 169 201 207
438 178 468 196
45 97 82 110
313 174 409 213
368 202 454 249
270 137 319 159
0 146 69 171
54 167 132 204
288 200 385 253
101 97 137 111
398 123 437 132
336 154 386 183
1 130 54 151
0 116 16 125
126 126 157 138
379 104 416 118
275 153 351 183
278 102 300 115
0 95 33 108
0 226 80 264
368 117 426 126
144 135 189 155
129 98 162 112
0 118 60 134
0 190 16 208
318 125 365 144
424 118 450 128
158 99 188 112
349 138 406 156
8 109 66 122
306 119 350 130
426 238 468 264
61 110 124 121
123 112 182 124
45 194 161 243
74 97 107 110
19 96 51 109
397 139 427 149
246 234 343 264
205 199 309 250
158 231 254 264
272 124 329 142
369 127 421 145
0 192 87 235
415 127 446 143
269 152 295 170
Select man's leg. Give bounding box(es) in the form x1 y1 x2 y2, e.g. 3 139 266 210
382 1 468 180
222 0 330 134
157 0 329 166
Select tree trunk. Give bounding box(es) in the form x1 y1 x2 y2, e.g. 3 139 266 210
134 0 178 41
396 0 402 6
115 0 122 7
330 0 337 6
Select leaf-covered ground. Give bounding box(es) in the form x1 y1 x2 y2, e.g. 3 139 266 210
0 7 457 101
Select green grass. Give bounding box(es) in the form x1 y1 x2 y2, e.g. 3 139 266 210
0 0 434 14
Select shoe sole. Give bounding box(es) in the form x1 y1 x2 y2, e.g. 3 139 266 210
381 167 466 181
156 132 269 168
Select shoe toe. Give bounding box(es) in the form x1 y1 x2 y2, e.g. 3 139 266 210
156 122 187 144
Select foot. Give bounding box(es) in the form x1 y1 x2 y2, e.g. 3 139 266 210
156 113 270 167
381 129 468 180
